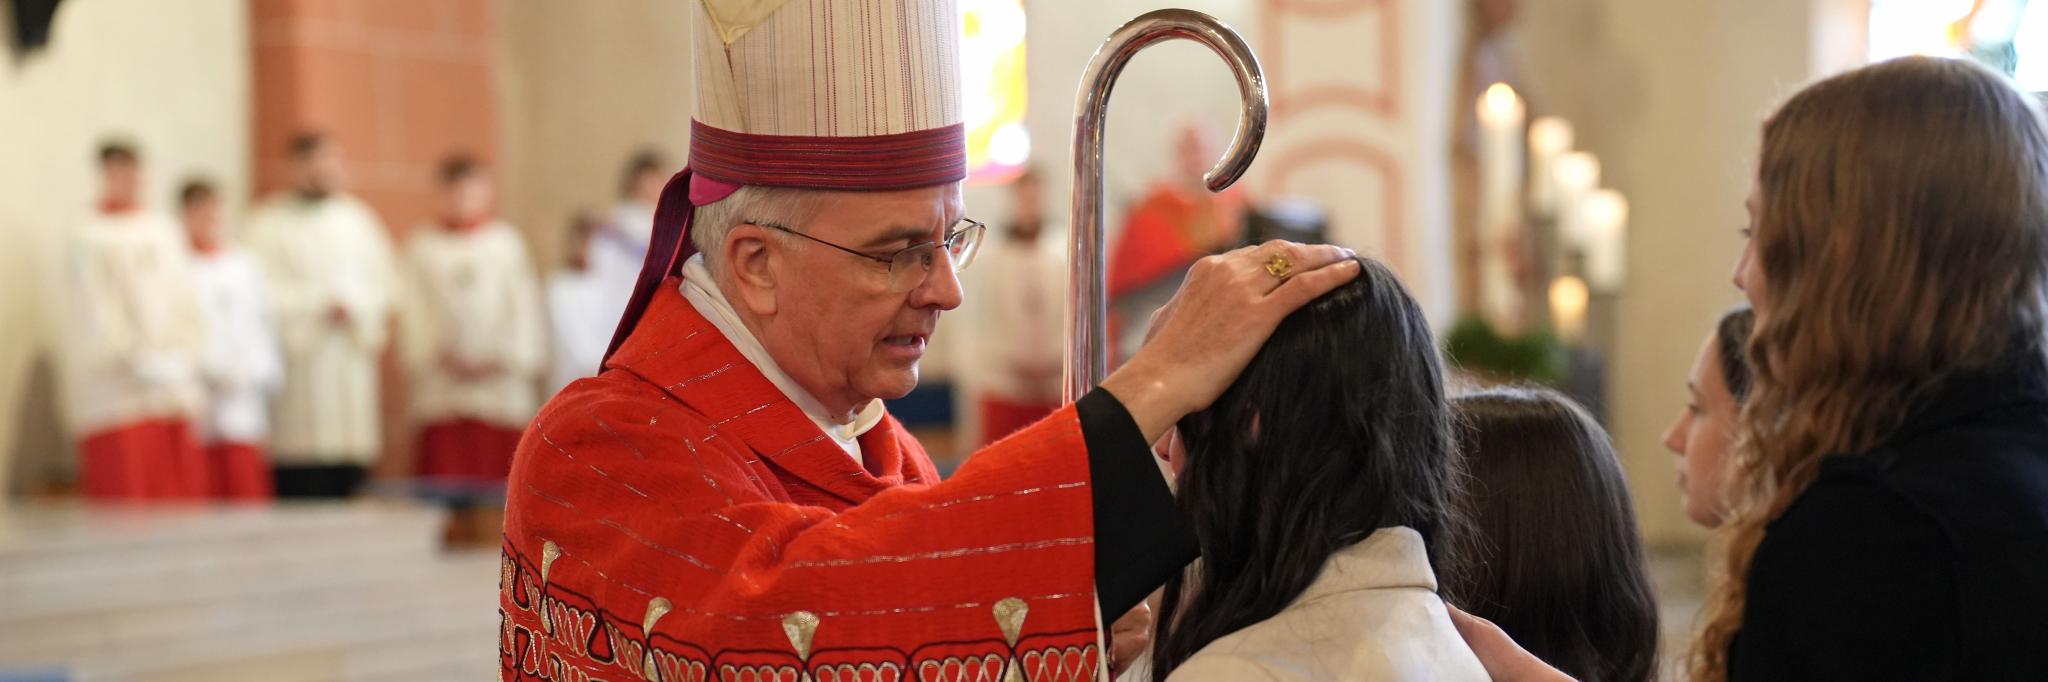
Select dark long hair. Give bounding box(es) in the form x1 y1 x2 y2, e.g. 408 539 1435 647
1443 387 1659 682
1715 306 1756 403
1150 257 1465 679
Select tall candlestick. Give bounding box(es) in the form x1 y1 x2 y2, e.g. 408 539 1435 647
1477 82 1526 330
1581 189 1629 290
1553 151 1601 247
1528 117 1574 216
1549 275 1590 344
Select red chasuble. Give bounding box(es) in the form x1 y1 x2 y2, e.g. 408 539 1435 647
500 281 1103 681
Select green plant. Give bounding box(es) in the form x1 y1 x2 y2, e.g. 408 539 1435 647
1443 315 1569 385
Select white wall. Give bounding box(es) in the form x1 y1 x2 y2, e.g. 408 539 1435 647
0 0 250 492
1520 0 1847 546
952 0 1461 369
497 0 695 277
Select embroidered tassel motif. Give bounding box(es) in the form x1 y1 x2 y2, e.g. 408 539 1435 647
784 611 820 681
994 597 1029 682
641 597 673 682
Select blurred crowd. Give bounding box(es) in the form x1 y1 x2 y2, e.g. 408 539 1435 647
49 132 677 506
48 121 1288 506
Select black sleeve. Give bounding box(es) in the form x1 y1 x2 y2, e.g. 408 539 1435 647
1729 476 1960 681
1076 388 1200 618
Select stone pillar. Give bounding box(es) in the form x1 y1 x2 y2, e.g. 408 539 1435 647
249 0 500 231
248 0 502 481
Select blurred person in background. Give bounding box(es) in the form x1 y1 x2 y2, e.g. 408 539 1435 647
59 140 211 499
1108 120 1249 361
243 132 398 498
588 148 671 319
397 154 545 501
182 178 283 500
545 209 611 395
972 166 1067 445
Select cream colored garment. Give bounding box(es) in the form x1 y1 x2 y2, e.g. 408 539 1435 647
57 210 208 434
1161 527 1489 682
691 0 963 137
398 222 546 428
242 193 398 464
678 254 882 466
191 247 284 444
970 231 1067 403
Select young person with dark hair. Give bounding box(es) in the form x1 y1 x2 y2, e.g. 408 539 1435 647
1147 257 1485 681
1446 387 1659 682
543 209 611 395
1663 306 1754 528
181 178 283 499
587 147 673 323
243 131 398 498
971 166 1068 445
62 138 211 499
397 154 545 500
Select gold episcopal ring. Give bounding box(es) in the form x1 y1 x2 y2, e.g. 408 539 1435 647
1264 253 1293 279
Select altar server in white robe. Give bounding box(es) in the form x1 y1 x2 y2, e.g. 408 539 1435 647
243 132 399 498
970 166 1069 445
60 141 210 499
544 209 612 395
397 154 545 494
586 149 669 321
181 179 283 500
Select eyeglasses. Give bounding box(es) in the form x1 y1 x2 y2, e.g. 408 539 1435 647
752 217 986 293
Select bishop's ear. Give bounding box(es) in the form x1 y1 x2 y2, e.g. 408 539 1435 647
723 223 780 316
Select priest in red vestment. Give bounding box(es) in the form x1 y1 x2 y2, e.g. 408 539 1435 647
497 2 1360 680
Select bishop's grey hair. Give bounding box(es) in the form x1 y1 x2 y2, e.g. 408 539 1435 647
690 185 830 271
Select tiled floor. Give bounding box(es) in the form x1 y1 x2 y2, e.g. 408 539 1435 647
0 499 1713 681
0 502 497 681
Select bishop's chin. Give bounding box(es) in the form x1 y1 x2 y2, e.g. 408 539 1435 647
862 363 922 402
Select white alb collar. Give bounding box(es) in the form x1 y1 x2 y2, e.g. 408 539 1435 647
679 254 884 464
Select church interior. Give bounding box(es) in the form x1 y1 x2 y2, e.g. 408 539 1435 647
0 0 2008 679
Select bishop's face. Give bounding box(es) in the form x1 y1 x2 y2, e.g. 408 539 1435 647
750 185 966 416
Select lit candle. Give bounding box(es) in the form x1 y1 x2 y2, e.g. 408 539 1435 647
1580 189 1629 290
1527 117 1574 216
1552 151 1601 246
1549 275 1590 344
1477 83 1526 329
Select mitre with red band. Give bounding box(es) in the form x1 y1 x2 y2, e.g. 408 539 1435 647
605 0 969 362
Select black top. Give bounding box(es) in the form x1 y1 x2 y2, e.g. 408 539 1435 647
1076 388 1201 618
1729 354 2048 681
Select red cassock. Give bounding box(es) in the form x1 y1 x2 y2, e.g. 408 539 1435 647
500 282 1109 681
79 418 209 500
205 441 274 500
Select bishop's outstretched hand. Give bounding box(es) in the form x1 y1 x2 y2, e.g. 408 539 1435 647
1101 240 1360 442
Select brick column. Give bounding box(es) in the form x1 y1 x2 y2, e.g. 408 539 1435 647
249 0 502 483
250 0 500 232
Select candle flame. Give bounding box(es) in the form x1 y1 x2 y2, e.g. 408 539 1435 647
1583 190 1630 232
1555 152 1601 193
1481 83 1521 120
1550 276 1590 340
1529 117 1574 156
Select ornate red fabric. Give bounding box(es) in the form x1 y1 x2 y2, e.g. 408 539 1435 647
502 281 1102 681
689 120 968 191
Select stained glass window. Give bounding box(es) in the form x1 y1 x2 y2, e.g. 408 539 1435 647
961 0 1030 183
